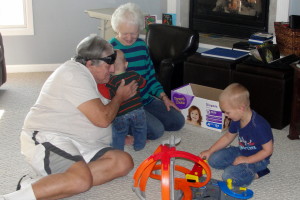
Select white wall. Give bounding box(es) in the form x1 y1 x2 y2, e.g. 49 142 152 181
3 0 162 71
3 0 298 72
276 0 290 22
289 0 300 15
164 0 189 27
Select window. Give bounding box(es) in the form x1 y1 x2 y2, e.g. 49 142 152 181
0 0 34 36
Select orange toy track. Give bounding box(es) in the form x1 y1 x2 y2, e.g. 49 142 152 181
133 137 211 200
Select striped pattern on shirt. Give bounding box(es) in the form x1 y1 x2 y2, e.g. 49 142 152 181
106 70 146 116
110 38 164 105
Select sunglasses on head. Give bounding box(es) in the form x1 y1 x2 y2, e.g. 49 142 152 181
84 50 117 65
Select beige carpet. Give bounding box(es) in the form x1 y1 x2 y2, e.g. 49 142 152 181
0 72 299 200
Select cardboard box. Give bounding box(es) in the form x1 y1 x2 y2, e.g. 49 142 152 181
171 84 228 132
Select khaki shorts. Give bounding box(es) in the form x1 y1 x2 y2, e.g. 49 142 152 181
20 130 113 176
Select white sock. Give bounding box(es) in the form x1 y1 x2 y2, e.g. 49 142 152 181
3 185 36 200
20 176 41 190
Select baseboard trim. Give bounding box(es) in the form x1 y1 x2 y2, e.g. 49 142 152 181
7 64 61 73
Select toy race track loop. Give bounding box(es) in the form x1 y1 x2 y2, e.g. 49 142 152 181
132 136 211 200
133 136 254 200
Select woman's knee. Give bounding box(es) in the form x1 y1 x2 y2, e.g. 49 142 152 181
145 101 184 134
169 112 185 131
147 121 164 140
164 109 185 131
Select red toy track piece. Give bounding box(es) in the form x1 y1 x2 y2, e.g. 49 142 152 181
133 141 211 200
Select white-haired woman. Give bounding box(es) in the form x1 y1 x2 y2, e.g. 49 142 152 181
110 3 185 140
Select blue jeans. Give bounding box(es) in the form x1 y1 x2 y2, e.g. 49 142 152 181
144 98 185 140
208 146 270 187
112 107 147 151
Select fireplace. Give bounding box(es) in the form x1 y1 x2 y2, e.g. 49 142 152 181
189 0 270 39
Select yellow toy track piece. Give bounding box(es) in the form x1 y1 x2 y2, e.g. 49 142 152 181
227 179 233 190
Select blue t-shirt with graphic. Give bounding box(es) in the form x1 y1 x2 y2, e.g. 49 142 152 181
229 110 273 160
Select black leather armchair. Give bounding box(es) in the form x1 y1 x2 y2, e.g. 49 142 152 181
0 32 7 87
145 24 199 96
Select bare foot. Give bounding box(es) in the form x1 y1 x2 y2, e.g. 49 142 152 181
125 135 134 145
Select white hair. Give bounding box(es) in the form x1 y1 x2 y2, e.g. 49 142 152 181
111 2 145 33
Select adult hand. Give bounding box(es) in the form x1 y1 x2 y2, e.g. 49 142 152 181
161 95 180 111
116 79 138 102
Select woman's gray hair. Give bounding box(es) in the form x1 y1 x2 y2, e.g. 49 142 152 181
111 2 145 33
73 34 113 65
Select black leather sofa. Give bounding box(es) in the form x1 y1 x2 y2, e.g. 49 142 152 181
184 53 294 129
0 32 7 87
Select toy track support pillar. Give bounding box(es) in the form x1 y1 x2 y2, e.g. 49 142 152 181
170 135 176 200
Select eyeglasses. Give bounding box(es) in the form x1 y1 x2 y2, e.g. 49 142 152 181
96 50 117 64
82 50 117 65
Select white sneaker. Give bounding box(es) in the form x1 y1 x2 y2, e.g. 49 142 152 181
16 174 41 190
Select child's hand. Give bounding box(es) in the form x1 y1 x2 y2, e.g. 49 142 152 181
199 150 211 160
233 156 248 165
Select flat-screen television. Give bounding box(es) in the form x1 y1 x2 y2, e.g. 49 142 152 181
189 0 270 39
